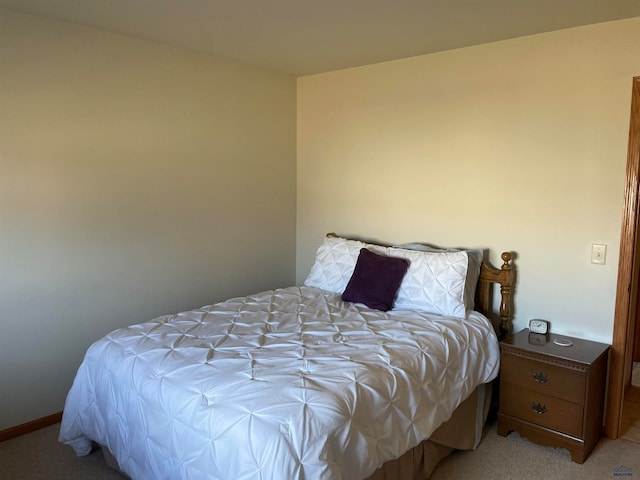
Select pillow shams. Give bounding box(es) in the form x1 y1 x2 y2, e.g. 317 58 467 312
304 236 369 294
388 248 471 318
304 235 479 318
341 248 409 311
393 243 483 313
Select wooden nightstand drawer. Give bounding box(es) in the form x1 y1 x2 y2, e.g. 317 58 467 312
501 354 586 404
500 384 583 437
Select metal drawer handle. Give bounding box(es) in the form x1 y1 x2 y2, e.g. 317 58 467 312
532 371 550 383
530 402 547 414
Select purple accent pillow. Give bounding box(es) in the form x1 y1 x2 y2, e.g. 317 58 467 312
342 248 410 311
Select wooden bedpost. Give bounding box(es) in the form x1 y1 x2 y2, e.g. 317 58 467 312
497 252 514 339
477 252 514 340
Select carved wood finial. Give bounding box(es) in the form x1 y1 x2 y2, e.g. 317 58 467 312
498 252 514 340
477 251 515 340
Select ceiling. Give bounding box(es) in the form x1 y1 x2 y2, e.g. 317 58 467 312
2 0 640 76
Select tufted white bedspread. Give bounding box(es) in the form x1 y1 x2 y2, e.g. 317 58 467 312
59 286 500 480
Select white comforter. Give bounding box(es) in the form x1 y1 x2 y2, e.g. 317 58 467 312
59 286 500 480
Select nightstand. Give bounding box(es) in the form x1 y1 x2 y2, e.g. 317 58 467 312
497 329 610 463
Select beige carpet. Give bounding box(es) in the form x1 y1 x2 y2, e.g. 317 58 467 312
0 421 638 479
431 423 640 480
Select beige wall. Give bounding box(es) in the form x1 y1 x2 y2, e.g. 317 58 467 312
297 17 640 344
0 10 296 430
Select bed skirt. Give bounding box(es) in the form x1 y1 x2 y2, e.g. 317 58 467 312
365 382 493 480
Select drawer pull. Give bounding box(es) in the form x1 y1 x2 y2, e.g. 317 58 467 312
532 371 550 383
530 402 547 414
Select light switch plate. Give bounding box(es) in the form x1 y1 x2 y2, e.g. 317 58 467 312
591 244 606 265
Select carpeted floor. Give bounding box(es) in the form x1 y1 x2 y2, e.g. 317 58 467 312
0 423 122 480
0 420 638 479
431 422 640 480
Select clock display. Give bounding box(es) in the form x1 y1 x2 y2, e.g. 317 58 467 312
529 319 549 334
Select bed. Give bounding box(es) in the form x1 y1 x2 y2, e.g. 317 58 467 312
59 233 514 480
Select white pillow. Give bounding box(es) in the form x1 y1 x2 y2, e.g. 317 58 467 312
304 236 369 293
393 243 483 314
387 247 475 318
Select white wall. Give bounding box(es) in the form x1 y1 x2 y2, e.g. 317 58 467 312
297 18 640 344
0 9 297 430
